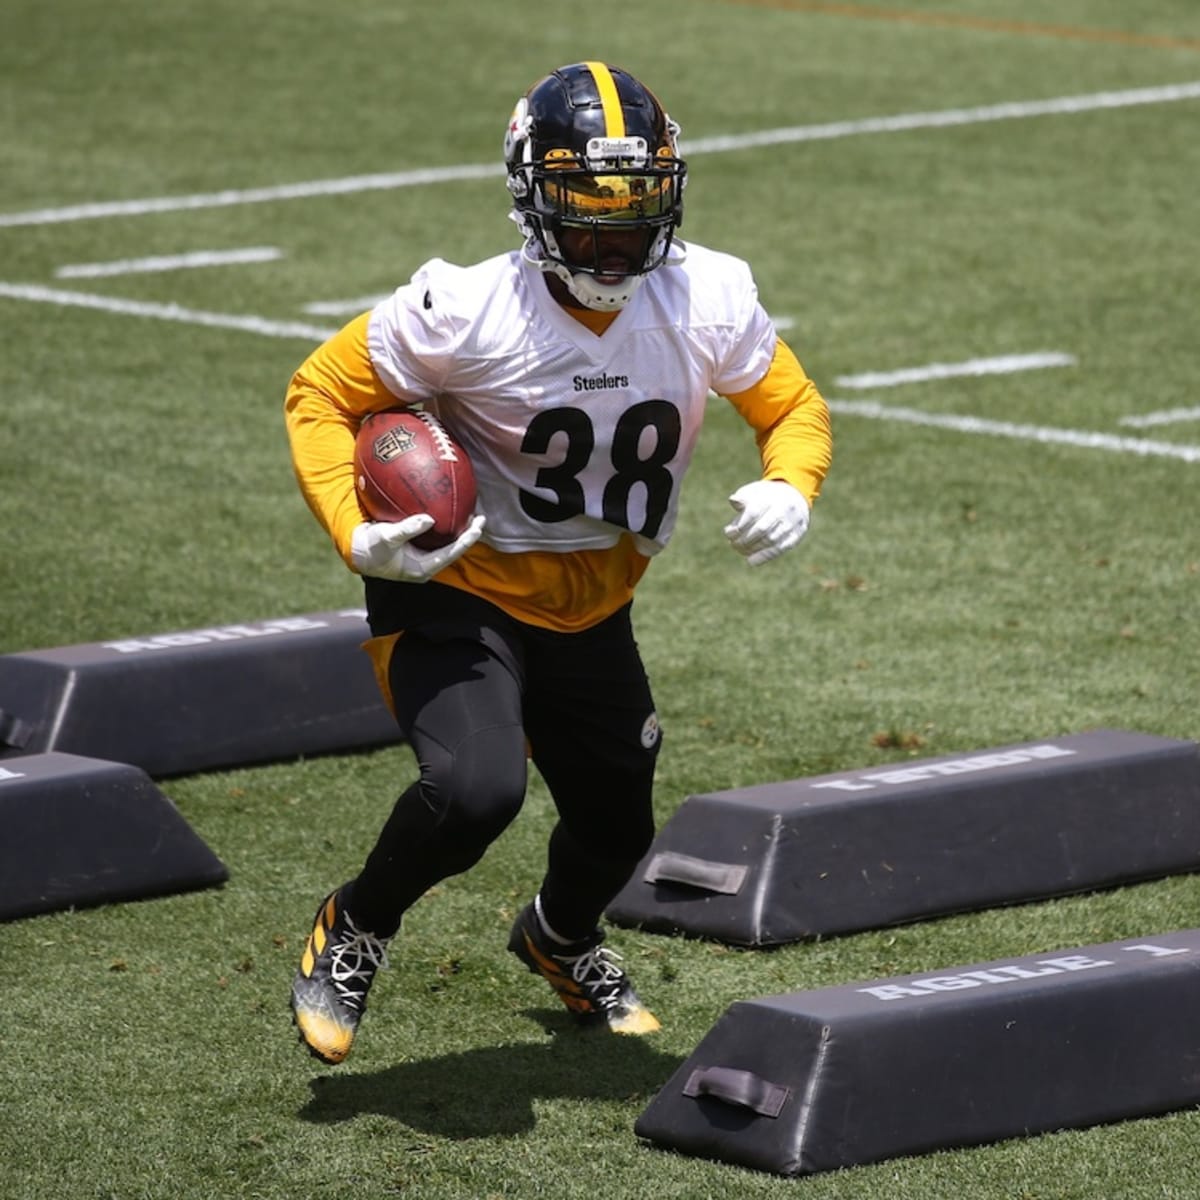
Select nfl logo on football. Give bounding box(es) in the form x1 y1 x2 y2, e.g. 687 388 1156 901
372 427 417 463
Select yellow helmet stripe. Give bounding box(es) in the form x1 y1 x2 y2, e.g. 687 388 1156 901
585 61 625 138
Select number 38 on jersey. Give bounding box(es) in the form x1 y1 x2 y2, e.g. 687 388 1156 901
518 398 682 539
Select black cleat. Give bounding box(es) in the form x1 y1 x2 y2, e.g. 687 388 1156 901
508 900 660 1034
290 888 390 1064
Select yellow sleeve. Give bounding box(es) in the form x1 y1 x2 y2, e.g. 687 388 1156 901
723 337 832 503
283 313 401 565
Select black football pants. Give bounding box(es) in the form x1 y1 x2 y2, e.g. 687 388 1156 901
349 580 661 941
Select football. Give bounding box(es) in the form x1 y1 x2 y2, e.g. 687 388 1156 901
353 408 477 550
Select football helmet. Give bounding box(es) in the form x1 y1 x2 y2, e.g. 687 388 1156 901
505 62 687 311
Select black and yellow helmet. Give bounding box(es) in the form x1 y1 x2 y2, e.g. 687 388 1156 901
505 62 688 309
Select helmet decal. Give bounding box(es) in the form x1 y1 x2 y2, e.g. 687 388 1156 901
584 60 626 139
504 97 531 170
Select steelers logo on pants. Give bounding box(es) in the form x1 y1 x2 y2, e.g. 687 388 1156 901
640 712 660 750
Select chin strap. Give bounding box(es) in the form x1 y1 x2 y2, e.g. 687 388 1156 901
553 262 644 311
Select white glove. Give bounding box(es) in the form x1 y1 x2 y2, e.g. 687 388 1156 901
723 480 810 566
350 513 486 583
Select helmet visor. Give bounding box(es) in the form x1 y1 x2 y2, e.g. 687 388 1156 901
535 145 684 226
549 170 676 222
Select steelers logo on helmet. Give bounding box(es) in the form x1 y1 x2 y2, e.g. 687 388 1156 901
504 61 687 311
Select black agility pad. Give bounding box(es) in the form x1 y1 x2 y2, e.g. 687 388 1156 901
608 730 1200 945
0 752 228 921
635 929 1200 1176
0 609 400 777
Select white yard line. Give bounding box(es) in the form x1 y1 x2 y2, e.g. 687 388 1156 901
835 353 1076 389
2 81 1197 228
0 282 336 341
55 246 282 278
684 81 1200 153
1119 406 1200 429
829 399 1200 464
0 166 503 229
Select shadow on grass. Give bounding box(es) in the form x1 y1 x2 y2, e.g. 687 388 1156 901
297 1008 685 1138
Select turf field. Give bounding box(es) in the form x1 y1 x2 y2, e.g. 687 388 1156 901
3 1 1199 1196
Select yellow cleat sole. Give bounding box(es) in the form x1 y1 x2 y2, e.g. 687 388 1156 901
608 1006 662 1035
292 1007 354 1065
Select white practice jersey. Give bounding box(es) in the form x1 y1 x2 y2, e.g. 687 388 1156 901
366 243 776 556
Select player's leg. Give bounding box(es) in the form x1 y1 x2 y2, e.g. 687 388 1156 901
507 603 663 1033
292 590 529 1063
353 628 529 928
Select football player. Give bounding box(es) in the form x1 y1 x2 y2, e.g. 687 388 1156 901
285 61 832 1064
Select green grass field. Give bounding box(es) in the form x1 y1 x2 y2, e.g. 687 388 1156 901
3 1 1200 1196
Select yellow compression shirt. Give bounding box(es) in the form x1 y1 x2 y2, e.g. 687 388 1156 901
283 310 831 633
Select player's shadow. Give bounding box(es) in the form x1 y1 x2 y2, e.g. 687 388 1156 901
297 1010 684 1139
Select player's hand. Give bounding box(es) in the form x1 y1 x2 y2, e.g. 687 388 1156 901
723 480 810 566
350 514 486 583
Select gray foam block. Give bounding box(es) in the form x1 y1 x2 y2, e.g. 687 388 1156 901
609 729 1200 945
0 609 400 777
635 929 1200 1176
0 752 228 920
